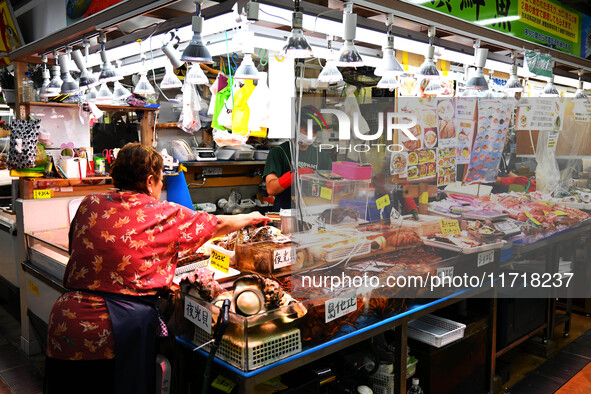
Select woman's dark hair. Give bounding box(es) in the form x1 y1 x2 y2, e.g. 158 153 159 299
109 143 163 194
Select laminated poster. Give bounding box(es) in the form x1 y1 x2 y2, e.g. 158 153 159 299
456 120 476 164
515 99 565 131
436 99 458 149
398 98 426 151
464 101 512 184
437 147 457 186
400 98 436 181
390 151 408 178
407 149 436 181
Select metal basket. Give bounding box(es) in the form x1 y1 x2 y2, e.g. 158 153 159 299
408 314 465 348
193 326 302 371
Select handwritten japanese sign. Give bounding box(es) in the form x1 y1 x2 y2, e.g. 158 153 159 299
439 219 461 235
184 297 211 334
210 248 230 274
273 248 293 269
325 291 357 323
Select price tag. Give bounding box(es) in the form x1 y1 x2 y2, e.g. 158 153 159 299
325 291 357 323
376 194 391 210
33 189 52 199
437 266 454 280
552 210 568 216
320 187 333 200
209 248 230 274
418 192 429 205
524 211 541 225
211 375 236 393
477 250 495 267
28 280 39 297
439 219 461 235
273 248 293 269
184 297 211 334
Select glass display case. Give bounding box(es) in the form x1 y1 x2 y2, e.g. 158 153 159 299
25 227 70 279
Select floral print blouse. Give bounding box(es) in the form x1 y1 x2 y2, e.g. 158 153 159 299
47 191 217 360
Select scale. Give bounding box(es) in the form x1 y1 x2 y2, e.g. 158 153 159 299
193 148 216 161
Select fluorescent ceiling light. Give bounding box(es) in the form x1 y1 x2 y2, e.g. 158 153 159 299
476 16 520 26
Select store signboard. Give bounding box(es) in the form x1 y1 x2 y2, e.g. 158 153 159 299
581 14 591 59
410 0 583 57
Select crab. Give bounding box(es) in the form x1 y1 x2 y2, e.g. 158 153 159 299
318 207 360 224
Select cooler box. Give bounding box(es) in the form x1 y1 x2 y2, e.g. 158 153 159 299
331 161 372 180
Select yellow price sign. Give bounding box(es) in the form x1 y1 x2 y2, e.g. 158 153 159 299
211 375 236 393
209 248 230 274
439 219 461 235
376 194 391 210
524 211 542 225
418 192 429 205
320 187 333 200
33 189 52 199
28 280 39 297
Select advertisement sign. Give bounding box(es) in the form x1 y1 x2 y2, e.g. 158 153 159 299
411 0 583 57
66 0 124 26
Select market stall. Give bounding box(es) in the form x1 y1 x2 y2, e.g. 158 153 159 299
1 0 591 393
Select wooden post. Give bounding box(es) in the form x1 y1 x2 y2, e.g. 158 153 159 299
139 110 154 146
403 183 437 215
13 61 28 120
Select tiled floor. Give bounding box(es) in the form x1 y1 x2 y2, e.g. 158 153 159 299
0 305 44 394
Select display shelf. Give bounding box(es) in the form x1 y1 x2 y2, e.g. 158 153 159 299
24 102 157 111
182 161 266 167
177 285 493 392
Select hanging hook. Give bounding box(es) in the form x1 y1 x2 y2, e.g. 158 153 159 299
230 53 240 72
274 54 285 62
258 48 268 66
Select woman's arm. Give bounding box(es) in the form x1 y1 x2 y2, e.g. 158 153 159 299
212 212 271 238
266 173 287 196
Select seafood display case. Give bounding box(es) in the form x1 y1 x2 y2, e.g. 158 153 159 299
25 227 70 279
298 174 371 224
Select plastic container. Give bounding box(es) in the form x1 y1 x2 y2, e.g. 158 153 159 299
399 214 441 237
339 199 381 221
331 161 373 180
214 148 235 160
254 150 269 161
408 314 466 348
20 72 34 102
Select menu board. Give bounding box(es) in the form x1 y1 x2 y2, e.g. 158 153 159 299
463 101 512 184
455 98 477 164
399 98 437 181
437 147 457 186
390 151 408 178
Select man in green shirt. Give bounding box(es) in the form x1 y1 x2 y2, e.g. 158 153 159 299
263 106 332 211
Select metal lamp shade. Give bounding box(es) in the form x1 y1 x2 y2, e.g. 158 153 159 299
505 74 523 93
375 48 403 77
424 79 445 95
39 69 52 98
180 16 212 64
466 71 489 91
234 54 259 80
86 86 98 102
283 28 313 59
46 66 63 95
336 41 363 67
541 80 559 97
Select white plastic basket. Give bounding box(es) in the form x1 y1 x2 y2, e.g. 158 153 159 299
408 314 466 348
370 372 394 388
372 384 395 394
193 326 302 370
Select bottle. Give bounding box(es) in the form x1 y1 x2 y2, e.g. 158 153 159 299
21 72 34 102
407 378 424 394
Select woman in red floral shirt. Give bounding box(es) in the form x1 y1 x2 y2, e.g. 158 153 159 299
44 143 269 394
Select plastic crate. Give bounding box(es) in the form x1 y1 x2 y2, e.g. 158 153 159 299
370 371 394 387
408 314 466 348
193 326 302 370
372 384 395 394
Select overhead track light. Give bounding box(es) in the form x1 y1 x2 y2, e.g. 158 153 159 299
160 65 183 89
98 32 122 83
574 70 588 101
540 61 559 97
113 81 132 101
96 82 113 102
186 65 209 85
318 36 343 83
465 47 489 91
59 53 80 95
72 40 97 89
234 53 260 80
375 14 403 77
134 73 156 95
46 53 63 96
416 26 440 79
181 0 213 64
283 0 313 58
504 51 523 93
39 55 52 99
336 2 363 67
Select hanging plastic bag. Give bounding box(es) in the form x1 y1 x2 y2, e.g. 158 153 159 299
208 73 228 116
217 94 234 130
247 72 270 138
178 82 202 133
212 84 232 130
212 128 248 147
231 79 256 135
